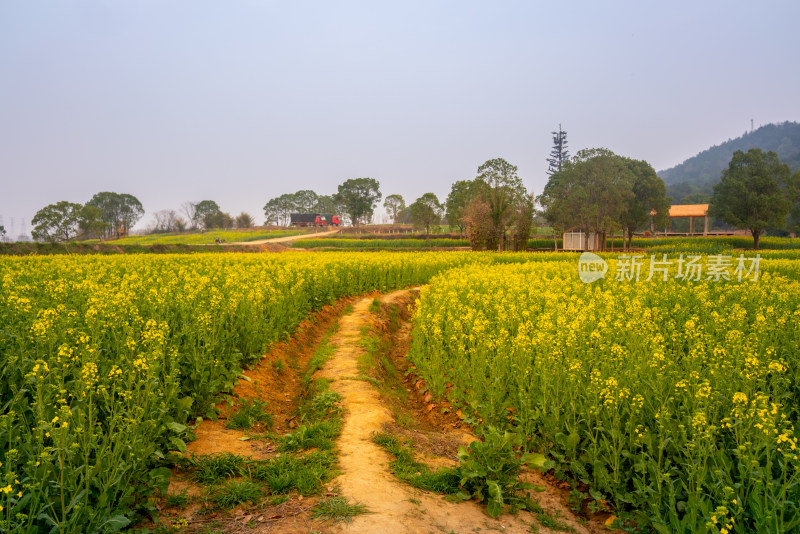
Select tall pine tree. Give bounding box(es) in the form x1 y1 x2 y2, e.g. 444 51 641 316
546 124 570 175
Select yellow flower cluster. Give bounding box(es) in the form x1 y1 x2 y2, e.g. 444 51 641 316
0 250 511 532
411 255 800 531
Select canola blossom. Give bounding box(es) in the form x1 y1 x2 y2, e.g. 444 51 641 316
2 248 799 533
0 251 507 533
411 257 800 533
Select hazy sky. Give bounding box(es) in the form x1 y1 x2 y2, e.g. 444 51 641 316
2 1 798 233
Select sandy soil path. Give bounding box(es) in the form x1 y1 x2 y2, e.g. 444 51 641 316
316 290 596 534
225 228 340 245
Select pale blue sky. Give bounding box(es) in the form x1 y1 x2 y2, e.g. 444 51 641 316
1 1 798 232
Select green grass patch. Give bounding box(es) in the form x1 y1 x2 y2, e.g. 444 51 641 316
371 432 461 494
281 372 344 451
164 489 191 509
374 429 549 519
211 480 262 508
369 297 381 313
186 453 247 484
225 398 273 430
302 320 342 386
279 420 342 452
525 499 576 533
311 496 369 522
251 451 337 495
358 305 411 424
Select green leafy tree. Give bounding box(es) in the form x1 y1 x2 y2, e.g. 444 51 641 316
709 149 792 249
293 190 318 212
335 178 381 226
383 194 406 224
313 195 345 221
539 148 635 251
445 180 480 235
194 200 222 230
86 192 144 238
263 197 280 226
409 193 443 237
680 192 711 204
546 124 570 176
117 193 144 236
787 169 800 235
0 225 5 239
78 204 108 239
618 158 671 249
510 195 535 251
475 158 528 250
264 194 297 226
31 201 84 242
205 211 234 229
235 212 254 228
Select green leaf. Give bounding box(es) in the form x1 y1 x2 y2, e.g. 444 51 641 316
166 421 186 433
148 467 172 494
487 480 502 502
175 395 193 413
101 514 131 532
487 497 504 518
456 490 471 501
522 452 547 470
567 432 580 449
169 437 187 453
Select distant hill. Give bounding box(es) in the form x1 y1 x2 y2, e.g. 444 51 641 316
658 121 800 203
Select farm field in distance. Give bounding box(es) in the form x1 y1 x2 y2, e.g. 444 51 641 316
1 242 800 533
96 227 310 245
292 234 800 253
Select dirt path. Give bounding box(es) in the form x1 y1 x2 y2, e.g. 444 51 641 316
316 290 597 534
159 291 604 534
225 228 340 245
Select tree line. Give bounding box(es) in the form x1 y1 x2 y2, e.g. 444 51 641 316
540 148 671 250
537 141 800 250
262 178 382 227
155 201 255 233
31 192 144 242
27 125 798 248
30 195 258 243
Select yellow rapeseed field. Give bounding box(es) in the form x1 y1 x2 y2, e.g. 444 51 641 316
0 251 498 533
411 254 800 533
2 249 799 533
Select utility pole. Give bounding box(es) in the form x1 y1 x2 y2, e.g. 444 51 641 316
751 118 754 132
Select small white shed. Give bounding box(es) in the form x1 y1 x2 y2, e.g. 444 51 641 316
562 228 602 251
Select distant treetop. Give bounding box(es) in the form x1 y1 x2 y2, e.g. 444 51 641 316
546 125 570 176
